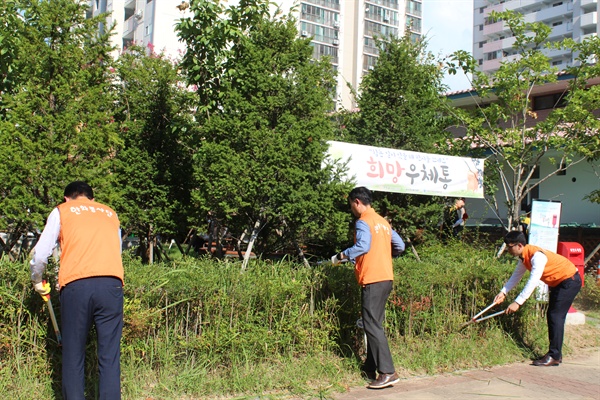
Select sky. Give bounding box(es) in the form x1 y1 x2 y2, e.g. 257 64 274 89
422 0 474 92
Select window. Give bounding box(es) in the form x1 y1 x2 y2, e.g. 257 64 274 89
522 165 540 180
480 7 485 13
552 21 563 26
520 185 539 211
478 59 483 65
557 162 567 175
533 92 567 110
553 2 563 7
479 24 483 31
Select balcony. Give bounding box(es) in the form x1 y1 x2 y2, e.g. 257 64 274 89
124 0 135 11
122 16 135 40
581 0 598 12
580 11 598 29
524 3 572 24
302 0 340 11
483 21 508 37
482 36 516 54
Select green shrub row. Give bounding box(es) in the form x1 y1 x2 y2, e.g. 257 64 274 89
0 242 556 398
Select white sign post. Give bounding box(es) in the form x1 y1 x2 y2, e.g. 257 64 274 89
529 199 562 302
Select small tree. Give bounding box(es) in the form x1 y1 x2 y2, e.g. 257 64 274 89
339 34 454 242
178 4 350 264
111 46 196 263
446 10 600 232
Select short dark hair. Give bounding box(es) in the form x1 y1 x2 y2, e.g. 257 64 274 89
457 197 466 202
504 231 526 246
64 181 94 200
348 186 372 205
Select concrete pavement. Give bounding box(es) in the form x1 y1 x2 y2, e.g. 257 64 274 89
334 348 600 400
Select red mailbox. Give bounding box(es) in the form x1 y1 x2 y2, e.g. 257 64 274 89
557 242 585 287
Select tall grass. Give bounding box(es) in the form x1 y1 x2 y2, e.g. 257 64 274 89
0 242 588 399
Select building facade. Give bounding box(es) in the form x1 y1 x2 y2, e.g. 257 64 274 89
87 0 422 110
473 0 599 75
87 0 191 59
277 0 422 109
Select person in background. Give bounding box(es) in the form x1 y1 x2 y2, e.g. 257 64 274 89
30 181 124 399
441 197 467 239
494 231 581 366
331 186 405 389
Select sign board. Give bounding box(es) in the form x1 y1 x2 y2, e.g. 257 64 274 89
528 199 562 302
326 141 485 198
529 199 562 252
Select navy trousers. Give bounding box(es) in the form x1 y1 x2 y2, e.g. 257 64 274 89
362 280 395 374
547 272 581 360
60 277 123 400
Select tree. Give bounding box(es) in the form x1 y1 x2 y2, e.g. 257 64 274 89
111 46 197 263
178 3 350 265
446 10 600 233
0 0 119 258
0 0 21 97
337 34 454 242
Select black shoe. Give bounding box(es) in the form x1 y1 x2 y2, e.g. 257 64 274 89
532 355 560 366
368 372 399 389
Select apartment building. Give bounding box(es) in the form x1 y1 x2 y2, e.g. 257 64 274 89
87 0 191 58
277 0 423 109
473 0 599 75
87 0 422 110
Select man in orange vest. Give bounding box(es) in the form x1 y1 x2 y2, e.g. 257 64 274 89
494 231 581 366
30 181 124 398
331 187 405 389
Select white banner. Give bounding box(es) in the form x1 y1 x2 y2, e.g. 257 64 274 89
326 141 485 198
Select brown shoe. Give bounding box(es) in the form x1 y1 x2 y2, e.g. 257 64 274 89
367 372 399 389
532 355 560 366
535 353 562 363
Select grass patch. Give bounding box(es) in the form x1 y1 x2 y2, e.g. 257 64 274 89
2 242 599 399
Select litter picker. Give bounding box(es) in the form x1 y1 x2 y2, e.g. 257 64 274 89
459 302 505 330
40 280 62 346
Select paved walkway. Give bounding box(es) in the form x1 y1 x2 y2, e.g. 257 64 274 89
334 348 600 400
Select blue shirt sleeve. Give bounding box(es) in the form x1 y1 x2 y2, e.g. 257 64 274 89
391 229 405 256
342 220 371 262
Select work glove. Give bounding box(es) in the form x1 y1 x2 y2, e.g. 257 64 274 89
331 252 342 266
462 213 469 221
33 281 51 299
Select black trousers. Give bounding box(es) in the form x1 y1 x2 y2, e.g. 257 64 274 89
60 277 123 400
547 272 582 359
362 280 395 374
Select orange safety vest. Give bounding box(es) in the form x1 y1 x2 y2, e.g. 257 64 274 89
520 244 577 287
354 208 394 286
57 198 124 288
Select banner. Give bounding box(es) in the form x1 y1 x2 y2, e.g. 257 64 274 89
326 141 485 198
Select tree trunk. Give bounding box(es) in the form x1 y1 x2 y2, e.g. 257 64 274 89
241 218 261 271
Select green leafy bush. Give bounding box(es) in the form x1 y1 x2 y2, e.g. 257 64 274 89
1 243 557 398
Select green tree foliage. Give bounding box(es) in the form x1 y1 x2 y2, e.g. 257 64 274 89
337 35 453 242
178 3 350 259
177 0 271 114
0 0 21 96
446 11 600 231
111 46 197 262
0 0 119 255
